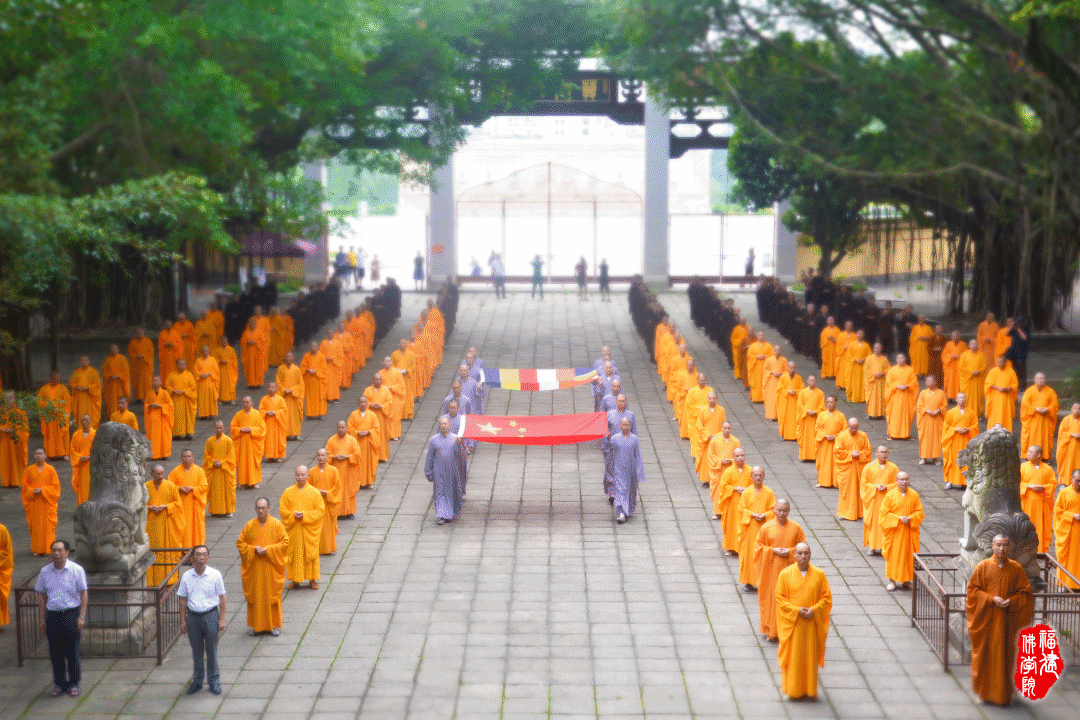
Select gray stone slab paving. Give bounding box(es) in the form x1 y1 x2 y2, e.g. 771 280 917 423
0 287 1077 719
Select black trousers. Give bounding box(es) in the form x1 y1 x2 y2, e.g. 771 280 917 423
46 608 81 691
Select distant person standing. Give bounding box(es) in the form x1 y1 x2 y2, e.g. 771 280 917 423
490 253 506 299
369 255 380 282
531 255 544 299
745 247 756 276
178 545 227 695
347 246 358 292
1006 315 1030 388
598 258 610 301
35 540 87 697
413 251 424 292
470 257 482 277
333 247 350 284
355 248 366 290
575 256 588 298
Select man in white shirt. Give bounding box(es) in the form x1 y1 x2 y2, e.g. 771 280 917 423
35 540 88 697
178 544 226 695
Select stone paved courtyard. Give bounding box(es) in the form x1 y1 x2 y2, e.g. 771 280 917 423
0 287 1077 720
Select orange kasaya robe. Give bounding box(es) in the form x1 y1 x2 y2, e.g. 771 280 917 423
308 463 343 554
207 309 225 343
347 409 381 488
834 429 870 520
731 325 748 380
380 367 407 439
127 336 155 402
966 558 1033 706
776 563 832 699
884 365 918 439
1020 385 1058 460
845 341 871 403
814 410 846 488
174 319 197 368
681 385 712 443
241 327 268 387
880 488 924 582
69 366 102 429
737 485 776 585
860 460 898 550
746 342 773 403
754 519 806 638
391 348 418 419
1057 413 1080 487
194 356 220 418
984 366 1018 430
863 354 890 418
362 386 393 461
1020 461 1056 553
300 351 328 418
941 407 978 487
761 356 786 420
916 387 948 459
0 406 29 488
995 327 1013 360
717 463 751 552
705 435 740 513
280 483 324 582
259 394 288 460
776 373 804 441
194 317 216 353
110 409 139 431
319 338 344 402
203 433 237 515
976 320 999 367
0 523 11 627
230 409 266 488
22 463 61 554
158 328 183 377
143 388 174 459
336 331 355 387
693 405 727 482
958 350 987 417
941 341 965 399
325 432 360 516
908 323 933 375
212 344 239 403
275 363 305 437
268 314 289 366
834 331 853 390
69 428 95 504
168 463 208 548
819 327 839 379
101 353 131 418
795 387 824 461
1054 485 1080 590
236 515 290 632
165 370 197 436
738 334 752 389
145 479 185 586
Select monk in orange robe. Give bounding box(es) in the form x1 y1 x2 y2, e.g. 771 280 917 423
231 397 266 489
169 449 208 548
194 345 220 419
860 446 898 554
984 355 1018 429
144 376 174 460
275 351 304 439
0 390 29 488
174 313 197 368
863 343 890 418
110 396 139 430
693 392 726 483
392 338 419 419
976 312 999 369
236 497 289 635
746 332 773 403
915 375 947 463
1020 373 1058 460
380 358 407 439
814 396 846 488
880 472 924 590
203 420 236 516
22 448 61 555
299 342 328 419
325 422 360 520
833 322 854 391
69 415 95 504
833 418 870 520
101 344 130 419
754 499 805 641
1019 446 1056 552
795 377 824 462
681 373 713 444
737 466 775 590
1057 403 1080 485
335 325 356 390
363 374 393 462
1054 471 1080 590
670 358 695 430
241 318 268 388
884 354 917 439
0 521 11 629
776 543 832 700
844 330 871 403
908 315 933 375
966 535 1033 706
213 336 238 404
127 328 155 402
165 358 197 438
267 308 288 366
994 317 1014 362
145 463 184 586
761 345 787 421
941 393 978 489
207 303 225 343
958 339 987 417
280 465 324 589
730 321 748 381
941 330 964 399
158 321 183 377
818 317 839 379
69 355 102 428
737 326 753 389
259 382 288 462
776 361 804 441
309 449 343 553
194 312 216 353
252 307 271 345
715 449 750 552
706 422 740 511
319 330 344 402
348 395 381 491
37 373 72 459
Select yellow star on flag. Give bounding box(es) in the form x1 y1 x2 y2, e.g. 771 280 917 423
477 421 501 435
509 420 518 427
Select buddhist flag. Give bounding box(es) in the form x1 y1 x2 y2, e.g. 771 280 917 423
454 412 608 446
481 367 598 391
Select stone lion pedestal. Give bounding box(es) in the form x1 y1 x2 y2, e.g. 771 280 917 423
72 422 158 656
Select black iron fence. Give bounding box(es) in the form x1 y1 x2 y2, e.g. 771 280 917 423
912 553 1080 671
16 549 192 666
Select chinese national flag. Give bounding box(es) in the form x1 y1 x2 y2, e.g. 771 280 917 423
456 412 608 446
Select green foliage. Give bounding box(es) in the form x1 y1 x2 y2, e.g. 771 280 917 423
280 279 303 293
789 282 805 292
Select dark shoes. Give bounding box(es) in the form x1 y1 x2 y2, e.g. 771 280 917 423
186 682 202 695
209 682 221 695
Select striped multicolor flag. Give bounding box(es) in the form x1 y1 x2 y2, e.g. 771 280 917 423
480 367 598 391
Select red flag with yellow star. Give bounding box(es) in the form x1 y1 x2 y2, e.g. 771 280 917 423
454 412 608 446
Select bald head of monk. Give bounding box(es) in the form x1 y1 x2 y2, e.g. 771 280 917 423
806 375 817 389
848 417 860 434
616 394 628 413
774 499 790 525
750 466 764 489
294 465 309 487
794 543 812 571
991 534 1011 563
707 390 717 408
